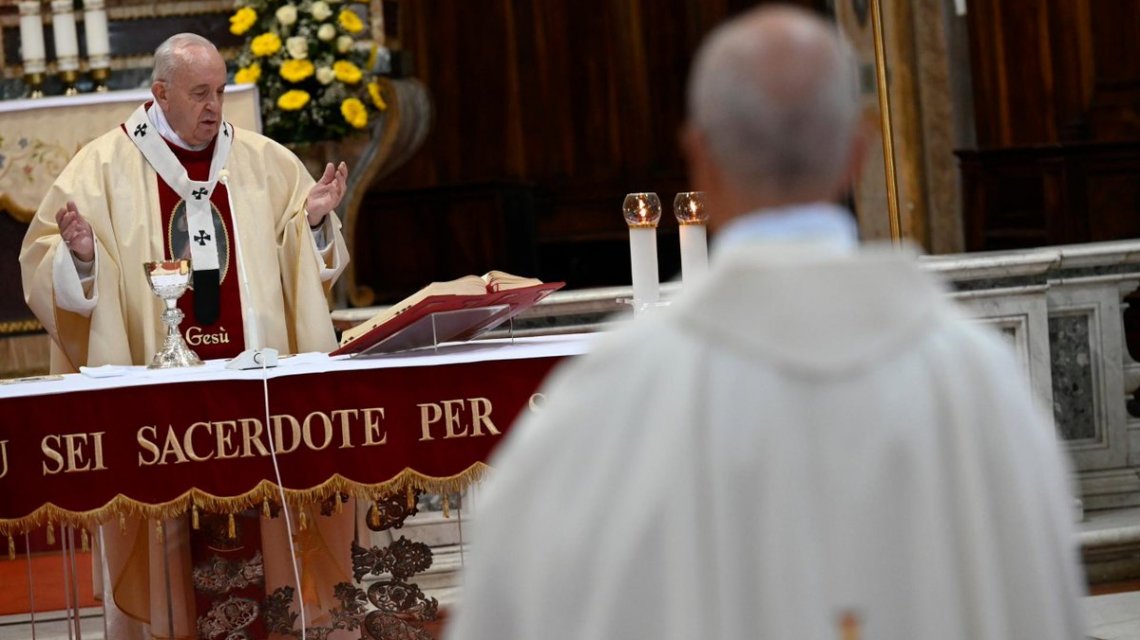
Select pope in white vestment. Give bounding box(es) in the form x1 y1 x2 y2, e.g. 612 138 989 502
18 34 355 640
447 7 1087 640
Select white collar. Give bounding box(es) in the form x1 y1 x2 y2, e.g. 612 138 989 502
147 101 210 151
713 202 859 255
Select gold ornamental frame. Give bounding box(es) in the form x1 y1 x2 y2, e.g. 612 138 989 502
869 0 902 244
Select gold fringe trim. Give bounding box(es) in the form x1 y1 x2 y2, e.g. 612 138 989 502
0 318 43 336
81 529 89 553
298 509 307 531
227 514 235 540
155 520 163 541
46 522 54 546
0 465 490 536
406 486 415 509
370 501 380 528
442 494 450 519
262 498 270 519
335 496 343 514
7 534 13 560
192 504 199 530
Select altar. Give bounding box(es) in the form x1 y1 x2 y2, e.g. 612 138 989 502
0 335 591 637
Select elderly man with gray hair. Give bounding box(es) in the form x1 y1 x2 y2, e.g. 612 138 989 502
20 33 355 640
445 5 1086 640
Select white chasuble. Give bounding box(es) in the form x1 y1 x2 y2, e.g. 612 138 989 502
447 239 1086 640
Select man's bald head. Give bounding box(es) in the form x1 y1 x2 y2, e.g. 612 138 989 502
684 5 861 217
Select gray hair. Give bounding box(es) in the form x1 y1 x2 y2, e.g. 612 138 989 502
686 8 860 199
152 33 218 84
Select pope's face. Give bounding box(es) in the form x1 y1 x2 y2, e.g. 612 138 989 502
154 46 227 147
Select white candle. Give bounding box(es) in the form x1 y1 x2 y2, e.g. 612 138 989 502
673 191 709 284
50 0 79 70
629 227 660 305
622 192 662 309
82 0 110 64
678 224 708 281
18 1 46 73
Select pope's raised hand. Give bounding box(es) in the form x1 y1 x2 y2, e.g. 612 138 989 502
305 161 348 227
56 201 94 263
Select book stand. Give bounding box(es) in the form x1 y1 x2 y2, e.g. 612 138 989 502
350 304 514 357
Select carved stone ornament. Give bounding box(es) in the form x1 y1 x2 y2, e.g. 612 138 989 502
263 536 439 639
193 551 265 595
197 595 260 639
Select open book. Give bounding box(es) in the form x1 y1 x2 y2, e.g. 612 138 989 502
331 271 565 356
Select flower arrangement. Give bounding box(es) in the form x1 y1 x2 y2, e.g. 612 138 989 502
229 0 388 145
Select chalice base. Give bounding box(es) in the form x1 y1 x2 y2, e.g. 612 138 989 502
149 335 204 369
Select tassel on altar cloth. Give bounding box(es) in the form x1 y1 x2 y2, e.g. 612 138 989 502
46 522 55 546
263 498 271 519
227 513 236 539
406 486 415 509
155 519 164 541
81 529 90 553
192 503 200 530
299 509 308 531
371 501 381 528
442 494 450 519
7 534 13 561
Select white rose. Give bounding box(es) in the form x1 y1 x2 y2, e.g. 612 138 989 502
315 66 335 85
317 23 336 41
286 36 308 59
275 4 297 26
336 35 353 54
310 1 332 21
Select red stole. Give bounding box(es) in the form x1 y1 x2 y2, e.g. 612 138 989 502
156 139 246 361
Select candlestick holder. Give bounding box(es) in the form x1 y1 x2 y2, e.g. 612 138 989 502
674 191 709 282
622 192 662 313
58 68 80 96
90 66 110 92
23 71 45 99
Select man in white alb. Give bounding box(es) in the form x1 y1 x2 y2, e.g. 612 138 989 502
445 6 1087 640
20 33 355 639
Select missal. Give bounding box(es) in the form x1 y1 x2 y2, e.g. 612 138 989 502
331 271 565 356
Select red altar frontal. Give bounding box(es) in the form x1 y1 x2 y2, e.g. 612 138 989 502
0 335 590 539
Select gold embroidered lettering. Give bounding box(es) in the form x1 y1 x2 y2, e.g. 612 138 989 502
271 414 302 454
442 399 467 438
185 326 202 346
137 426 160 466
91 432 107 471
213 420 240 459
302 412 334 451
417 403 442 441
41 435 64 475
468 397 499 436
362 407 387 446
239 418 269 458
158 426 189 464
183 422 214 462
331 409 359 449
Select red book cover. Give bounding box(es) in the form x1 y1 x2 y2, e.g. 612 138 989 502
331 281 564 356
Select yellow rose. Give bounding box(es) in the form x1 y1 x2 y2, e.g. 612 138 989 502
229 7 257 35
234 63 261 84
277 89 311 111
333 60 362 84
367 81 387 111
340 97 367 129
251 32 282 57
280 59 315 83
337 9 364 34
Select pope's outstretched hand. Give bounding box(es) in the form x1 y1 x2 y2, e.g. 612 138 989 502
56 201 94 263
305 161 348 227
